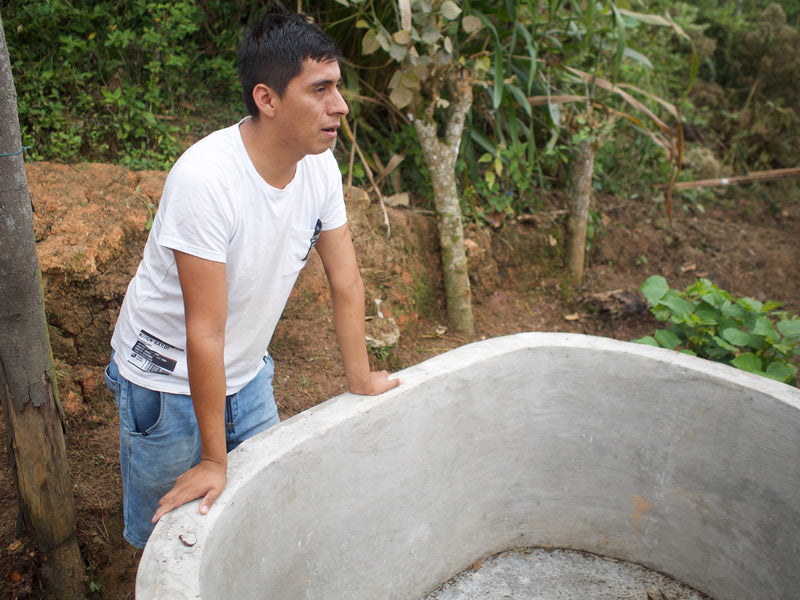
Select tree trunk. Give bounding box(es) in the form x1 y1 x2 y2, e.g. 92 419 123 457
414 72 474 336
0 14 87 599
565 137 597 283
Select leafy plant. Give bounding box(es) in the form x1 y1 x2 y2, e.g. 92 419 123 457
635 275 800 385
3 0 244 169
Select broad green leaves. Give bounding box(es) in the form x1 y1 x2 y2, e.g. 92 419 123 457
357 0 484 110
635 275 800 385
441 1 461 20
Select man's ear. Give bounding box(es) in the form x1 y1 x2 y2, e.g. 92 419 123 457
252 83 279 117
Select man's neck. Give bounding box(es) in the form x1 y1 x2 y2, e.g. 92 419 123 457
239 116 299 189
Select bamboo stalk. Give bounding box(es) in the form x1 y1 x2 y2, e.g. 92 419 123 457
672 166 800 190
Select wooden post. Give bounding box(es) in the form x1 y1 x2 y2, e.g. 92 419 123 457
0 12 87 599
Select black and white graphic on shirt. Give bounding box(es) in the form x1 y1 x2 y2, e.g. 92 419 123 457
302 219 322 261
128 330 182 375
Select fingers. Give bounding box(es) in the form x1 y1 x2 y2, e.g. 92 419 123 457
365 370 401 395
199 487 223 515
152 461 227 523
381 372 401 391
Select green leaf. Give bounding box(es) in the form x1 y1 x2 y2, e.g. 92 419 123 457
376 30 392 52
659 292 694 321
414 64 430 81
640 275 669 305
765 361 797 383
721 301 747 319
701 290 728 309
507 84 533 117
393 30 412 44
443 36 453 55
462 15 482 34
711 335 738 353
615 9 673 27
693 302 720 325
547 100 561 128
622 47 652 68
721 327 750 347
389 85 414 109
633 336 659 347
752 316 777 339
777 318 800 338
731 352 763 374
475 55 491 73
611 3 627 82
389 44 408 61
388 70 403 89
654 328 682 350
362 30 380 55
583 0 596 53
400 70 421 89
492 51 505 109
441 0 462 20
740 297 763 312
421 26 441 45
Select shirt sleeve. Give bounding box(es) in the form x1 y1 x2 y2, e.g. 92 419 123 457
318 150 348 232
156 158 234 263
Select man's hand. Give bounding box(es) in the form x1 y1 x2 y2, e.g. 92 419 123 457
152 459 227 523
350 370 400 396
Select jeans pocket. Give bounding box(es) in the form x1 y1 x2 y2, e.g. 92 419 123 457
104 363 118 395
128 386 163 435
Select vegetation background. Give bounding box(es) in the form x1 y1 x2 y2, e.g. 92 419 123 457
5 0 800 197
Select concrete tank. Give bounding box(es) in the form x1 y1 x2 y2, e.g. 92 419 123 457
136 333 800 599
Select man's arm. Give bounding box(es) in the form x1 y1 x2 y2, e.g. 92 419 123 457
152 250 228 523
315 224 400 395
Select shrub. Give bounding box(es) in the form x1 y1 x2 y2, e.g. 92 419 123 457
3 0 244 169
635 275 800 385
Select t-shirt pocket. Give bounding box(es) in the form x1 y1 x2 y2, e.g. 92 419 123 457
282 220 321 277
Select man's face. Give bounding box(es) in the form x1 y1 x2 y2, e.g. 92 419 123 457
273 58 349 159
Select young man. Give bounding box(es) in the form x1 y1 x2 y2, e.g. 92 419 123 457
105 3 399 549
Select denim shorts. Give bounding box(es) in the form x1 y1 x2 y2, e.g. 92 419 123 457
104 353 280 549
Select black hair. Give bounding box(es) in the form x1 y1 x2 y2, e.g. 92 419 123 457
237 2 342 117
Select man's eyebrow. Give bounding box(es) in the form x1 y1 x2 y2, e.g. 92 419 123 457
308 78 342 88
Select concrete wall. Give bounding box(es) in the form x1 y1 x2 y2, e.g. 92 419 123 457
137 333 800 600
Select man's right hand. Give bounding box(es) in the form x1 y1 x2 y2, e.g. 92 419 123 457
350 370 401 396
152 458 227 523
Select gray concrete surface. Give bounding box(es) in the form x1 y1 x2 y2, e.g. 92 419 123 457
136 333 800 600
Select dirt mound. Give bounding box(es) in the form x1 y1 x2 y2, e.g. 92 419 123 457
1 162 798 598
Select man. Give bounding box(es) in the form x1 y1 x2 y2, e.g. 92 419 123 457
105 3 399 549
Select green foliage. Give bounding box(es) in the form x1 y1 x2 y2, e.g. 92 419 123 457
3 0 245 169
461 3 543 217
635 275 800 385
644 1 800 174
4 0 796 227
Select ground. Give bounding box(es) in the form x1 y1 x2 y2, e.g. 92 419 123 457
1 162 798 599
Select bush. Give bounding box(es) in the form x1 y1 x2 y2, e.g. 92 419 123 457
3 0 244 169
635 275 800 385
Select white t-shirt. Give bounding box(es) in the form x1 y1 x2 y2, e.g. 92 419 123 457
111 120 347 395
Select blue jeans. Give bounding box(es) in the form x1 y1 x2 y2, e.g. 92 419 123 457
104 353 280 548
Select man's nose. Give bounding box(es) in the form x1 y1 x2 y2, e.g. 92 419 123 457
332 88 349 116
